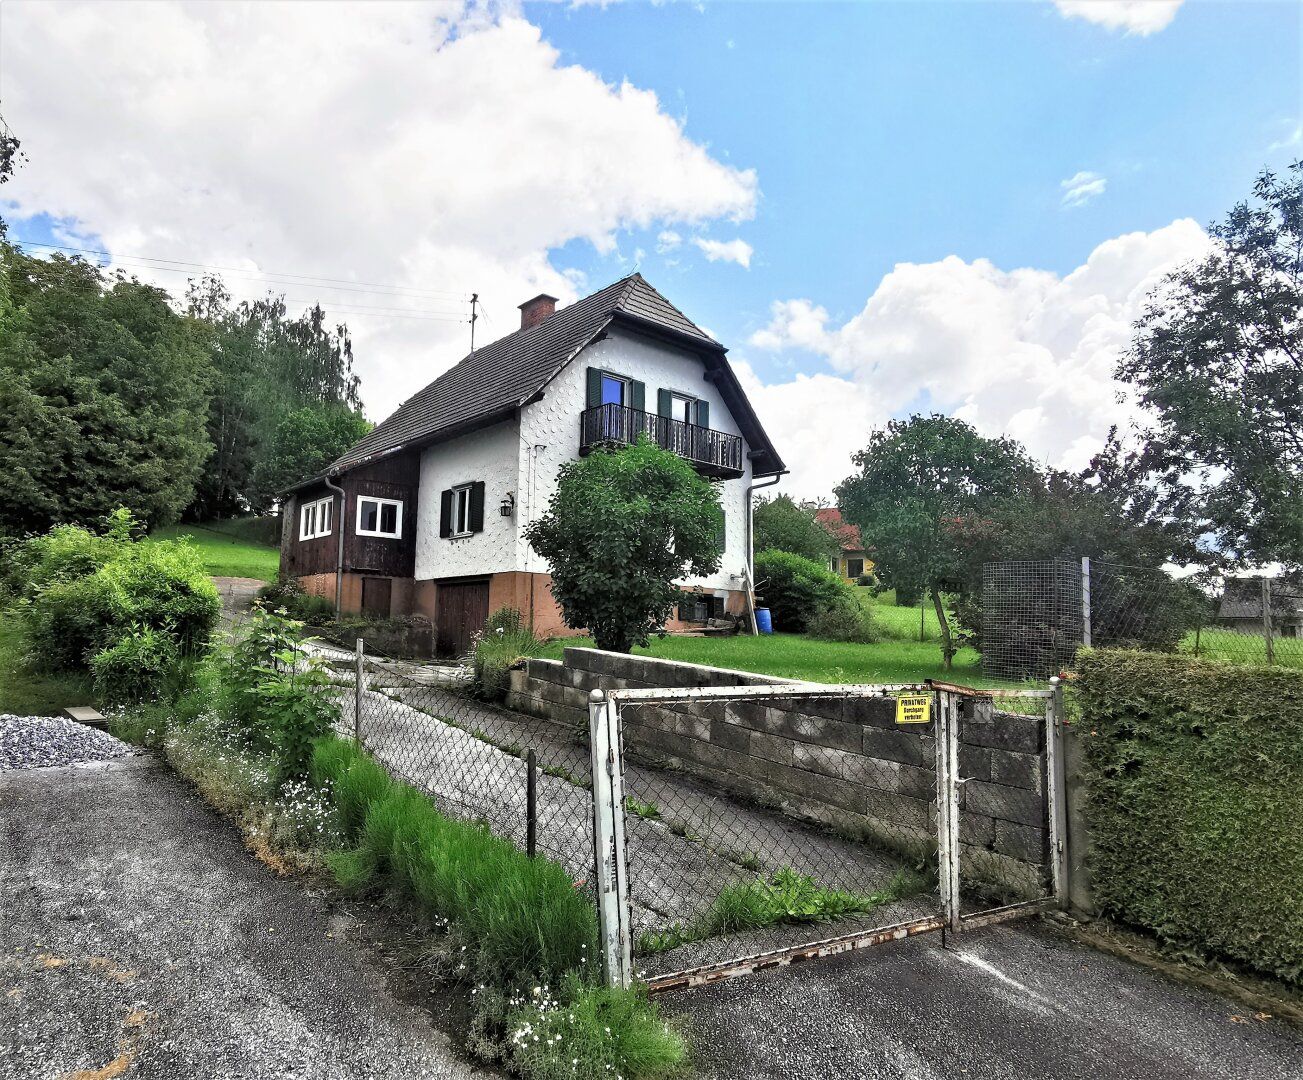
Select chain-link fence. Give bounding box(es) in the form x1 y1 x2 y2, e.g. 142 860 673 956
982 559 1303 679
306 634 601 917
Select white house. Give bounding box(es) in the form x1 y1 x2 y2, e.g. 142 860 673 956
280 274 786 656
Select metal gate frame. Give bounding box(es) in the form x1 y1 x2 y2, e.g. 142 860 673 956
588 678 1069 992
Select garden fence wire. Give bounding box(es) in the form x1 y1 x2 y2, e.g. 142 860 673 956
305 633 601 926
982 558 1303 680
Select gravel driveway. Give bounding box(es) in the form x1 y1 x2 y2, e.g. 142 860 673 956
0 755 491 1079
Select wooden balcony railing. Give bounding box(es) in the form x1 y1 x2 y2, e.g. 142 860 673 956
579 402 744 478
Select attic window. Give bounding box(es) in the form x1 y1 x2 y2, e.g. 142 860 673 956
357 496 402 539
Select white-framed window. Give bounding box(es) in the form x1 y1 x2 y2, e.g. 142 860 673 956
450 483 474 538
668 392 698 426
299 496 333 541
356 496 403 539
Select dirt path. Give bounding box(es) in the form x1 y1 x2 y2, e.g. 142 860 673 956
0 757 491 1080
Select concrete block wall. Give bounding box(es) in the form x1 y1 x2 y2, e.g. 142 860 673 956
504 647 1049 894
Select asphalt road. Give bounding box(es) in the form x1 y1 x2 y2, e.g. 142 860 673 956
661 920 1303 1080
0 756 489 1080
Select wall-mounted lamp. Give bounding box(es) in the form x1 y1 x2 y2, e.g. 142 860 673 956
500 491 516 517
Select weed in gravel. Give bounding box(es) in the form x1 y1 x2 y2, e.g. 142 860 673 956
626 798 661 820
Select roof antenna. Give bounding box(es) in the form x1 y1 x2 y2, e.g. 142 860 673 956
469 292 479 353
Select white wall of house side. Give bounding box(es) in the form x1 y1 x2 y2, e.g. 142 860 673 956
517 326 754 594
414 419 523 581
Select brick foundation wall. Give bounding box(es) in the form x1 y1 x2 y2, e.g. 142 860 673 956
506 647 1049 896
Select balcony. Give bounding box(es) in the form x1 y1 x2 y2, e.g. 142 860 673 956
579 402 744 479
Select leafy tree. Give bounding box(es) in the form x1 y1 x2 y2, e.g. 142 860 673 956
1120 161 1303 568
249 403 372 506
525 438 723 653
754 549 857 634
753 495 840 564
836 415 1037 668
0 249 212 534
184 276 364 517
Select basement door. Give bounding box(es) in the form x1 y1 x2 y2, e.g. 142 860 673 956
435 579 490 659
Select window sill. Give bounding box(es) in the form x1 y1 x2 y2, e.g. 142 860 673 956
357 531 401 540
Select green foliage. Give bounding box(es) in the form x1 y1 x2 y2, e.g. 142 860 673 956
220 606 340 780
248 403 372 507
836 414 1038 668
1075 649 1303 984
16 516 219 674
805 597 882 644
753 495 839 563
639 868 921 955
1119 162 1303 568
0 247 213 533
184 278 364 518
497 974 686 1080
525 438 724 652
473 607 544 701
89 626 180 705
754 549 856 634
0 614 93 716
255 577 334 621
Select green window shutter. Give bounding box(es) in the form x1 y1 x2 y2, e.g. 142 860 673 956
630 379 645 412
439 489 453 538
469 482 486 533
586 367 603 408
657 388 672 417
695 399 710 429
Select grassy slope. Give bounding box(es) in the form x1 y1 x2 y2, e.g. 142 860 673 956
0 618 93 715
146 521 281 582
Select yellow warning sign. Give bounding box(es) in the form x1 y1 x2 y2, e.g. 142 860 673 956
895 695 932 725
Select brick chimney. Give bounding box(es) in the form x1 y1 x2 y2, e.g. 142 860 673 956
518 293 558 330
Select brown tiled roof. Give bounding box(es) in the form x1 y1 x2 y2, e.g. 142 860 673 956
297 274 782 485
815 507 864 552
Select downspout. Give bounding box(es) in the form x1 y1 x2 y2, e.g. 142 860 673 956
323 472 346 618
745 470 787 579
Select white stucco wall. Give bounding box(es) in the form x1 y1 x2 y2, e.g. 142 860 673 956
517 326 754 594
414 420 522 581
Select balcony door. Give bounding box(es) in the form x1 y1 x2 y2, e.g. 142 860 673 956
666 392 699 457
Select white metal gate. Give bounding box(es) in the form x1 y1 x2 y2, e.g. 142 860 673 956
587 679 1068 992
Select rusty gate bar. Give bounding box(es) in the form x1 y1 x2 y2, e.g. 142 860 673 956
645 915 948 994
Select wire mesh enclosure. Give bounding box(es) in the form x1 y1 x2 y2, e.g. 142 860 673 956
310 636 600 914
982 559 1303 679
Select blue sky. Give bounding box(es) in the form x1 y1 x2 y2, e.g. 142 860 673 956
530 0 1300 386
4 1 1300 496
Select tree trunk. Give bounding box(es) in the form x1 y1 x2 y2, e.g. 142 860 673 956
932 586 956 671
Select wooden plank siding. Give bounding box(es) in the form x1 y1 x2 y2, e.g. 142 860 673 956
281 454 420 582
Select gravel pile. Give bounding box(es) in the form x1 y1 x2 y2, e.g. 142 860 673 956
0 715 135 770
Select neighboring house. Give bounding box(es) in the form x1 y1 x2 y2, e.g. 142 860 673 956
280 274 785 657
1217 580 1303 638
815 507 872 582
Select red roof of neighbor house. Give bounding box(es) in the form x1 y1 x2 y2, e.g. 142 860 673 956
815 507 863 552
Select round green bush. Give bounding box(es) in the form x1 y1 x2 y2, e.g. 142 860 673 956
754 549 857 633
91 627 181 704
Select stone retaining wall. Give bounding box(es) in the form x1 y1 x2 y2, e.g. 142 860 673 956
506 647 1049 894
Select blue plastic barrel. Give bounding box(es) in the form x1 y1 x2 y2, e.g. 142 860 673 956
755 607 773 634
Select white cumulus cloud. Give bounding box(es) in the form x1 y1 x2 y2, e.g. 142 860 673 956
1061 170 1108 208
1054 1 1184 36
656 229 683 253
0 1 758 420
743 219 1210 499
693 236 754 268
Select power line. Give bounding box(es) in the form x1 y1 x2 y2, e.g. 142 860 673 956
18 240 471 303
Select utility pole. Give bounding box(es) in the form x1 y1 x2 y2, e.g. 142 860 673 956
469 292 479 353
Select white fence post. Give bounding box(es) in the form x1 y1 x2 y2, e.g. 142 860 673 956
589 689 632 988
354 638 364 744
1080 556 1092 650
1046 677 1070 909
933 689 961 934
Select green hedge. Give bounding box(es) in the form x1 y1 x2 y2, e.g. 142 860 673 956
1075 649 1303 984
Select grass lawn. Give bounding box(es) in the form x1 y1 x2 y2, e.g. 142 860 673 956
0 618 93 715
147 520 281 582
536 631 1020 688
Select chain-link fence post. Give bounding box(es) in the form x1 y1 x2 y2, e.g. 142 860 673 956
588 689 632 989
1080 557 1092 649
1263 577 1275 665
354 638 364 744
1046 677 1069 909
933 688 961 934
